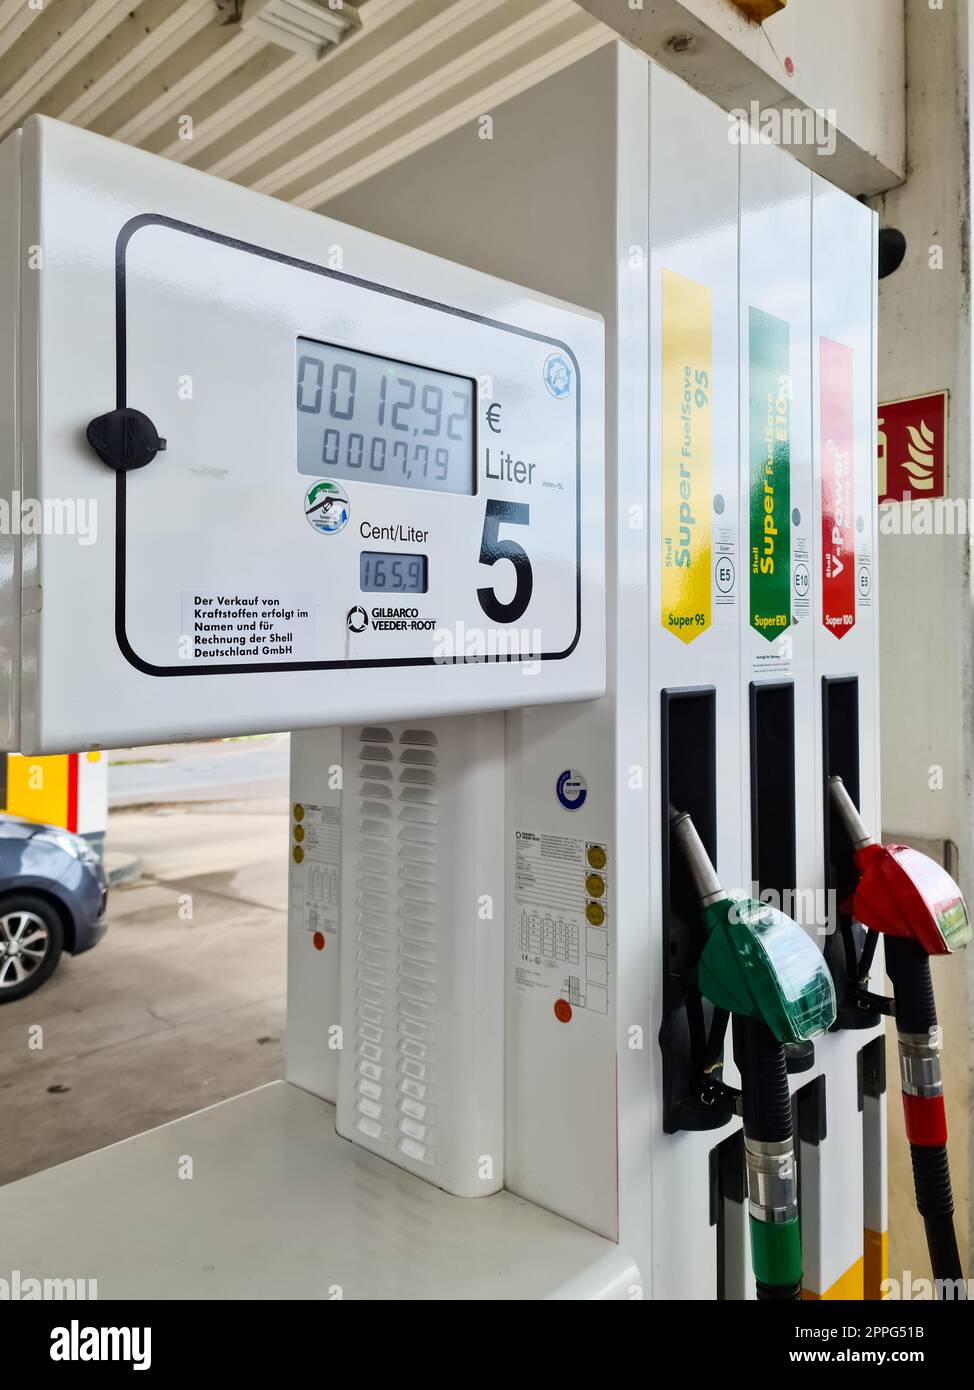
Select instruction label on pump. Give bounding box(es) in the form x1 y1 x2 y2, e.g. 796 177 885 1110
820 338 856 639
181 590 318 663
290 802 341 935
749 309 791 643
512 830 609 1018
661 269 713 644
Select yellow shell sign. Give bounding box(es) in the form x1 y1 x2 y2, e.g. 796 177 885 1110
661 269 713 645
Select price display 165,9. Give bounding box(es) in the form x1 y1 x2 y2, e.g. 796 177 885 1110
295 338 476 496
360 551 428 594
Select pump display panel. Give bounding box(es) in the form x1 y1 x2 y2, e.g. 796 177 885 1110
117 218 581 676
0 117 605 750
295 340 476 495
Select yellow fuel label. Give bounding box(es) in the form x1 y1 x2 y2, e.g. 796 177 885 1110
661 269 713 644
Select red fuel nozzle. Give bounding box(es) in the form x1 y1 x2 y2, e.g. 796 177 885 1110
829 776 968 1295
829 777 970 956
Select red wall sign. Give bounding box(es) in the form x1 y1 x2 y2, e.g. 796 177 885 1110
820 338 856 640
878 391 948 502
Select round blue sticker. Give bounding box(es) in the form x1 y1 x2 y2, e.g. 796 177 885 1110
543 353 573 399
556 769 587 810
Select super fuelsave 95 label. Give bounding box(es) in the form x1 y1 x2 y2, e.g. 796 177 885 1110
661 269 713 645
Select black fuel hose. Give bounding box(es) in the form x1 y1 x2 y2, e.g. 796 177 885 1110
885 936 965 1297
734 1017 802 1301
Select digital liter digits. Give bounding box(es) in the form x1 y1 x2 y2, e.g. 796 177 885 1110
295 338 476 496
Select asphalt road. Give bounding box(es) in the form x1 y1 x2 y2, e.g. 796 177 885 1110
108 734 290 807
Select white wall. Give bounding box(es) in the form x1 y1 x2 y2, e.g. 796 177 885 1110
869 0 973 1278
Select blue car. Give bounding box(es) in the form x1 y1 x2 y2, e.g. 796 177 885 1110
0 813 108 1002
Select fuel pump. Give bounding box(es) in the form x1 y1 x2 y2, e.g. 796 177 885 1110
829 776 970 1294
0 66 886 1303
671 811 836 1300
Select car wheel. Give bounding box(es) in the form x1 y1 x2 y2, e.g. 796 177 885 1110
0 894 65 1003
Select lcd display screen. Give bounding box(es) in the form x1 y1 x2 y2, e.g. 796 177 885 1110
359 551 428 593
296 338 475 495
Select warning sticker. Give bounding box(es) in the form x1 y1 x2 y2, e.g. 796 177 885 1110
713 519 738 626
290 802 341 935
856 536 873 609
180 590 317 662
512 829 609 1018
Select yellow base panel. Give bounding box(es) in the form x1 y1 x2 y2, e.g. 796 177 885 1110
863 1228 889 1301
803 1254 865 1301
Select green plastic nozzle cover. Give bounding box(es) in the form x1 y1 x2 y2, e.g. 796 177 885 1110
696 896 837 1044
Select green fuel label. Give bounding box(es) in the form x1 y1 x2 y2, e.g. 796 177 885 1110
749 308 791 643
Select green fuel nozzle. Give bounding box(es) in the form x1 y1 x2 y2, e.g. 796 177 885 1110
670 811 836 1046
670 810 837 1301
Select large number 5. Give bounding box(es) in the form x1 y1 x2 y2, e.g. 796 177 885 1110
477 499 533 624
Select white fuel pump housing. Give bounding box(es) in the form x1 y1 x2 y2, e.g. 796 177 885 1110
0 117 604 754
0 45 886 1305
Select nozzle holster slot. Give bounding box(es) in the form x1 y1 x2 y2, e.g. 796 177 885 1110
751 681 818 1069
749 680 797 900
660 686 734 1132
858 1035 887 1109
823 675 878 1028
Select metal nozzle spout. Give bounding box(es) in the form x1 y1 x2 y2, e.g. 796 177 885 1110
670 809 724 906
828 776 876 852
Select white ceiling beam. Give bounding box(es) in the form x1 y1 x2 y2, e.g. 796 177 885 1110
144 45 305 157
0 0 136 129
197 0 479 182
149 0 407 162
45 0 216 127
297 8 610 208
250 0 569 196
94 26 263 144
0 0 42 61
0 0 612 222
0 0 26 28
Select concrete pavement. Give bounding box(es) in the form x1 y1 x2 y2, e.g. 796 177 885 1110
0 796 288 1185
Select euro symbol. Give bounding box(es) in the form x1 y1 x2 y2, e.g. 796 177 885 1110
486 402 502 434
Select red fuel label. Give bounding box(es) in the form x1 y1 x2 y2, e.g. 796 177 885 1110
819 338 855 639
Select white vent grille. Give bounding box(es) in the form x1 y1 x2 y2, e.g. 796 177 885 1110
350 726 441 1168
240 0 361 61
